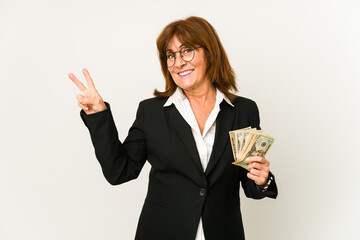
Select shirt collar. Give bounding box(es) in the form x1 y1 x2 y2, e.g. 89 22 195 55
163 87 234 107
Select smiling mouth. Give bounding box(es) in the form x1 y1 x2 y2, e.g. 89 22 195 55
178 70 194 76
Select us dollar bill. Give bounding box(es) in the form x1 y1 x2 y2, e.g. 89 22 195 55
229 131 237 160
229 127 252 160
234 129 256 160
233 133 275 170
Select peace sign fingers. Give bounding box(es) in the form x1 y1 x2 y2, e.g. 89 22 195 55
69 68 107 114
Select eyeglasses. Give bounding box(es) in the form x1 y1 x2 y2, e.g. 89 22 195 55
165 46 202 68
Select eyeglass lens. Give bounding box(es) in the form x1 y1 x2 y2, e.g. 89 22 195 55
166 48 195 68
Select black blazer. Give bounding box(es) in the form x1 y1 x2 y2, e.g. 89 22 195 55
80 96 278 240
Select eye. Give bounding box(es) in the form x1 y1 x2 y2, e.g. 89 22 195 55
166 53 175 59
183 48 193 54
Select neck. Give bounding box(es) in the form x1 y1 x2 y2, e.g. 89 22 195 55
182 83 216 106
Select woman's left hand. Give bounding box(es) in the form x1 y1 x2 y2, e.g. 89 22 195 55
246 156 270 186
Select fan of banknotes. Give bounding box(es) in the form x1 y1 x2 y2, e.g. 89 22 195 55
229 127 275 170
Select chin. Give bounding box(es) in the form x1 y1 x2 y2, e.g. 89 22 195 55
174 77 197 90
175 82 196 91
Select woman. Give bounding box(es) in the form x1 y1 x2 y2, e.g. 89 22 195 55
69 16 277 240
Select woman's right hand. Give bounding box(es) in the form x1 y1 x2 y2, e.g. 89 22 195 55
68 68 107 115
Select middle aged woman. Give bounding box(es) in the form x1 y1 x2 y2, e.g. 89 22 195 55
69 16 278 240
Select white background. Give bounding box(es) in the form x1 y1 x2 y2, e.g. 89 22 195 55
1 0 359 239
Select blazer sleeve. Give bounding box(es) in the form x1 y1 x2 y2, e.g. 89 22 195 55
80 101 147 185
239 100 278 199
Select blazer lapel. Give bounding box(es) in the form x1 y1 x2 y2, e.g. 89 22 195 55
166 105 204 174
205 102 235 176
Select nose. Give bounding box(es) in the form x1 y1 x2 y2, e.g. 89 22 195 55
174 52 185 67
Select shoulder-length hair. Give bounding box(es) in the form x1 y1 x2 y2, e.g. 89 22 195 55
154 16 238 102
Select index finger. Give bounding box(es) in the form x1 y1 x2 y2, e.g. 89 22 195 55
245 156 266 164
82 68 95 89
68 73 87 92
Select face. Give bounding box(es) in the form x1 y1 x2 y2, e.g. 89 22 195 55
166 35 209 93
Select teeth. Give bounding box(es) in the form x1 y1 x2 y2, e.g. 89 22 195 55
179 70 193 76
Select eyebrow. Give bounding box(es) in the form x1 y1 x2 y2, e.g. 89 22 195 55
166 44 186 52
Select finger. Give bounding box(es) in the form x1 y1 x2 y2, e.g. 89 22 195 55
77 102 89 111
245 156 264 163
76 94 90 105
248 162 269 172
247 172 262 181
82 68 95 89
76 93 84 103
247 172 267 185
249 168 262 177
249 168 269 180
69 73 87 92
246 156 268 165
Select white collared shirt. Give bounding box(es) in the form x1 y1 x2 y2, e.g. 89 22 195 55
164 87 234 240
